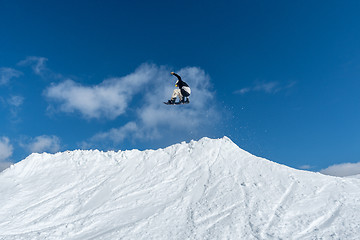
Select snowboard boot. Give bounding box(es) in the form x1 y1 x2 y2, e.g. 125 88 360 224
182 97 189 103
167 99 175 104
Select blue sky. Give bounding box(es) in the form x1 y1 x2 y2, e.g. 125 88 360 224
1 0 360 175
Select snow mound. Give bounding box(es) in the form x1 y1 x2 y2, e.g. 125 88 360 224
1 137 360 239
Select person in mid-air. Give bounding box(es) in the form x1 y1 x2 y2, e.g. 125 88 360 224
167 72 191 104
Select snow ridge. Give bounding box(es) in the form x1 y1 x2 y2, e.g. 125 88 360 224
1 137 360 239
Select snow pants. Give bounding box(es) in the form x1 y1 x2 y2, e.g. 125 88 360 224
171 87 190 101
171 89 183 101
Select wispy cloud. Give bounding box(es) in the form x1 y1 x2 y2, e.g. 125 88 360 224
18 56 48 75
0 67 22 86
0 161 12 172
299 165 315 170
235 81 296 95
7 95 24 107
320 162 360 177
22 135 61 153
44 63 158 120
0 95 25 123
7 95 25 121
17 56 61 79
0 137 13 162
91 122 139 144
87 65 220 146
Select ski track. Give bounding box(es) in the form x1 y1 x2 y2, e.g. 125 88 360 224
261 180 297 239
294 202 342 240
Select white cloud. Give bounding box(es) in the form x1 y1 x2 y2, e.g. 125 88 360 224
235 81 296 95
138 66 215 129
0 161 12 172
24 135 61 153
88 65 220 145
6 95 25 121
44 63 158 120
18 56 48 76
0 67 22 86
236 88 251 95
254 82 280 93
0 137 13 162
8 95 24 107
320 162 360 177
299 165 313 170
91 122 139 143
0 136 13 172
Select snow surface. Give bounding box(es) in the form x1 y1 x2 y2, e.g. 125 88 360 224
1 137 360 239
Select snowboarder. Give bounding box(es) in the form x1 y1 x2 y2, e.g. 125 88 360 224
166 72 191 104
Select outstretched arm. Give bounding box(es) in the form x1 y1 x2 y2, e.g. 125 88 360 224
171 72 182 81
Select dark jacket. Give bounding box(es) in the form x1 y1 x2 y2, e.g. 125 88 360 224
173 73 191 97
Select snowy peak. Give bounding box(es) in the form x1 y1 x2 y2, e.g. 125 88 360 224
4 136 244 177
1 137 360 239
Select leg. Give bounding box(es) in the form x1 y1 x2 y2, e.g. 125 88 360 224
171 89 183 101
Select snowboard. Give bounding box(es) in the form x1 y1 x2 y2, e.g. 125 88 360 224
163 100 190 105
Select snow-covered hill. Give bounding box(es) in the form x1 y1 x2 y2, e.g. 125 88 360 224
1 137 360 239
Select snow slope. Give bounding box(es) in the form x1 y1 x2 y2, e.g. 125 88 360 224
1 137 360 239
